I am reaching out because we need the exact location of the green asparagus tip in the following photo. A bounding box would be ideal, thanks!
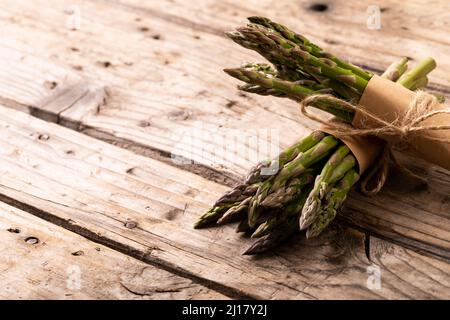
[193,219,206,229]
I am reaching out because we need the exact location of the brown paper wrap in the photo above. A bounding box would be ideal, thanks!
[355,75,450,171]
[320,121,384,174]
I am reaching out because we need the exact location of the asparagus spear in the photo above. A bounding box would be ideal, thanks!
[299,145,351,230]
[410,76,428,91]
[236,24,370,93]
[224,67,316,100]
[225,67,354,121]
[252,185,311,238]
[217,197,251,225]
[243,216,298,255]
[214,183,258,206]
[194,205,233,229]
[247,16,373,81]
[226,28,361,100]
[397,57,436,88]
[227,20,437,123]
[226,57,429,124]
[248,135,339,227]
[246,130,326,184]
[306,169,359,238]
[381,57,408,81]
[271,135,339,191]
[260,169,315,208]
[194,184,257,229]
[194,131,326,228]
[328,154,357,183]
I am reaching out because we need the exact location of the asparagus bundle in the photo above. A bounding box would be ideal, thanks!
[194,17,437,254]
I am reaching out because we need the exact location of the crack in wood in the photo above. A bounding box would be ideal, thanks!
[79,126,241,187]
[339,218,450,264]
[364,233,371,261]
[119,282,189,296]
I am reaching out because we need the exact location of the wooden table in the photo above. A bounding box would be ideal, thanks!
[0,0,449,299]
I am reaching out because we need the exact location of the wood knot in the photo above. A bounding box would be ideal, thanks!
[124,221,138,229]
[25,236,39,245]
[38,133,50,141]
[309,3,329,12]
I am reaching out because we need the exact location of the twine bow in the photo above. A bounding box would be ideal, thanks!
[299,90,450,195]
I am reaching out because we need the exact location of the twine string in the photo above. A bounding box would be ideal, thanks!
[299,90,450,195]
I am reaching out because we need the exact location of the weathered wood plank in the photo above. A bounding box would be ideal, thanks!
[0,201,227,299]
[0,105,448,299]
[131,0,450,89]
[0,0,449,259]
[368,236,450,298]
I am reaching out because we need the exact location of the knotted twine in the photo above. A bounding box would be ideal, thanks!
[298,90,450,195]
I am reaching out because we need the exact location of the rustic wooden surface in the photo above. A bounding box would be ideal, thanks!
[0,201,226,299]
[0,0,449,299]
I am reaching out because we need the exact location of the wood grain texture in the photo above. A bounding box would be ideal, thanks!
[0,201,226,300]
[0,0,449,259]
[369,236,450,298]
[0,104,448,299]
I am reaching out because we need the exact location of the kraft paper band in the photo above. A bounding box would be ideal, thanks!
[355,75,450,171]
[320,120,384,174]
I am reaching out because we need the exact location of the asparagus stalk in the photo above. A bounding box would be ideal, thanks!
[397,57,436,88]
[381,57,408,81]
[217,197,251,225]
[271,135,339,191]
[248,135,339,227]
[243,216,298,255]
[306,170,359,238]
[252,185,311,238]
[410,76,429,91]
[194,205,233,229]
[224,67,316,100]
[227,27,359,99]
[194,131,326,228]
[226,57,430,124]
[246,130,326,184]
[260,169,316,208]
[328,154,357,183]
[236,218,252,233]
[247,16,373,81]
[236,24,370,93]
[196,131,327,228]
[226,20,437,123]
[299,145,351,230]
[225,67,354,121]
